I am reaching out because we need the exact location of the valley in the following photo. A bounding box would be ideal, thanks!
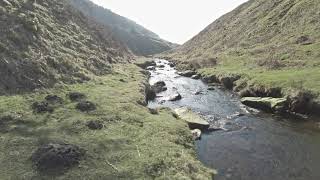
[0,0,319,179]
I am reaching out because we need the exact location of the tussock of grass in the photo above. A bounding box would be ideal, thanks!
[0,64,213,179]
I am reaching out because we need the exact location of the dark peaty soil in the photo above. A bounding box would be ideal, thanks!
[31,143,85,173]
[76,101,96,112]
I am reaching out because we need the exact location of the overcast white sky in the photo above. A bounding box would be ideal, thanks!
[90,0,248,44]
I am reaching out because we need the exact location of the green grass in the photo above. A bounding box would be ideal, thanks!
[0,64,213,180]
[0,0,132,94]
[198,55,320,98]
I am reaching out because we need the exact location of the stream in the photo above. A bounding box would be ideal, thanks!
[148,59,320,180]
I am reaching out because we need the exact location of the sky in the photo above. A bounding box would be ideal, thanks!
[90,0,248,44]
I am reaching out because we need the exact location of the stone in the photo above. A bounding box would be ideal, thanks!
[146,66,156,71]
[151,81,167,93]
[168,93,182,101]
[174,107,210,130]
[76,101,96,112]
[31,143,85,173]
[241,97,287,113]
[157,64,165,68]
[168,62,175,67]
[135,60,156,69]
[191,74,201,79]
[148,108,159,115]
[68,92,86,102]
[227,112,245,119]
[191,129,202,140]
[194,90,204,95]
[207,86,215,91]
[178,70,196,77]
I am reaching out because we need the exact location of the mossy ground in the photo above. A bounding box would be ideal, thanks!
[0,64,213,180]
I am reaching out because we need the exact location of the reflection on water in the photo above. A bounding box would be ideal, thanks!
[148,59,320,180]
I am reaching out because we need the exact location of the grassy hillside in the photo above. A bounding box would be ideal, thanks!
[0,0,132,95]
[164,0,320,112]
[0,64,213,179]
[68,0,178,56]
[0,1,213,178]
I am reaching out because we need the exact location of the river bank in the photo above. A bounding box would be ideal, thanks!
[147,58,320,180]
[156,56,320,117]
[0,63,213,179]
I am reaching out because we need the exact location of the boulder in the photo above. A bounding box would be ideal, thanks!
[168,62,175,67]
[191,74,201,79]
[178,70,196,77]
[135,60,156,69]
[191,129,202,140]
[157,64,165,68]
[207,86,215,91]
[151,81,167,93]
[194,90,204,95]
[148,108,159,115]
[168,93,182,101]
[241,97,287,113]
[174,107,210,130]
[146,66,156,71]
[31,143,85,173]
[227,112,245,119]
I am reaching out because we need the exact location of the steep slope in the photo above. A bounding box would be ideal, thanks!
[0,0,132,95]
[68,0,177,56]
[168,0,320,66]
[165,0,320,114]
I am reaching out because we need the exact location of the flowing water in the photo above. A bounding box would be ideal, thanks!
[148,59,320,180]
